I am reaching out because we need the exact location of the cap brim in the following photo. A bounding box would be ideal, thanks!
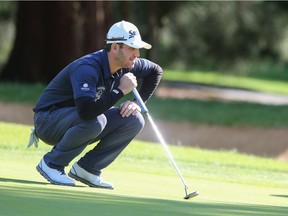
[124,40,152,49]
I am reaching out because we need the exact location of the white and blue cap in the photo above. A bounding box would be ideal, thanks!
[106,20,152,49]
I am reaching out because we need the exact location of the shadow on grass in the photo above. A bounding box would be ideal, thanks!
[0,181,287,216]
[0,177,48,185]
[0,177,86,187]
[271,194,288,199]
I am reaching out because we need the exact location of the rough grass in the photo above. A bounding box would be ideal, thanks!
[2,80,288,127]
[147,96,288,127]
[163,70,288,95]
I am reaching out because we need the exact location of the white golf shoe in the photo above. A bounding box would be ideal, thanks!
[68,162,114,189]
[36,158,75,186]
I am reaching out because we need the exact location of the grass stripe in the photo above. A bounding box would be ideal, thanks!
[0,121,288,215]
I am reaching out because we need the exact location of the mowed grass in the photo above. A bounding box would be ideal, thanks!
[0,122,287,216]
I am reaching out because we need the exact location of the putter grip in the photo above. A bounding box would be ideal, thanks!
[132,88,149,113]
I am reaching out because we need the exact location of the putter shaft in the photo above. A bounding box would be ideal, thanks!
[132,88,198,199]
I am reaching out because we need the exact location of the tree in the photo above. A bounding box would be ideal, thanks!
[158,1,288,71]
[0,1,112,83]
[129,1,182,60]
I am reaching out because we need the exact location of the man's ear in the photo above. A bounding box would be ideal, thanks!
[112,43,118,51]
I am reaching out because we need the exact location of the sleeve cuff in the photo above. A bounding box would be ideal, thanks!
[112,87,124,98]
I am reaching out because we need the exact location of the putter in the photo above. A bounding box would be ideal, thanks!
[132,88,199,200]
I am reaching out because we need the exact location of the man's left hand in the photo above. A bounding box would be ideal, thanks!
[119,101,141,117]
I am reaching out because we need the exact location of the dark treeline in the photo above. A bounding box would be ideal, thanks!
[1,1,288,83]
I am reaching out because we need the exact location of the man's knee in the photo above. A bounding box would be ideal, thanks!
[97,114,107,131]
[129,112,145,134]
[81,114,107,138]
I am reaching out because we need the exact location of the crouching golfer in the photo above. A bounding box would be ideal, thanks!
[28,20,163,189]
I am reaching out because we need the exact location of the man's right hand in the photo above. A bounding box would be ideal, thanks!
[118,72,138,95]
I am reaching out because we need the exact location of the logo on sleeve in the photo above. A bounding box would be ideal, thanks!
[81,83,90,91]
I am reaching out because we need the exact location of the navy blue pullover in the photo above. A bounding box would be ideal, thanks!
[33,49,163,120]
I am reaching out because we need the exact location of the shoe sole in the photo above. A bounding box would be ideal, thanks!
[68,171,113,190]
[36,165,75,186]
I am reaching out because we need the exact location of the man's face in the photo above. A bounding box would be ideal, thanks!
[115,44,140,68]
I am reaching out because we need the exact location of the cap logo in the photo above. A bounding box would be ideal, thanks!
[108,36,126,41]
[129,30,137,39]
[106,21,151,49]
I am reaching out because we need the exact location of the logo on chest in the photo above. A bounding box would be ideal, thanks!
[96,86,106,99]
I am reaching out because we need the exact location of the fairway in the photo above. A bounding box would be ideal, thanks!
[0,122,287,216]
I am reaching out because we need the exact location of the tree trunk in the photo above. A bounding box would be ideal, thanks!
[0,1,112,83]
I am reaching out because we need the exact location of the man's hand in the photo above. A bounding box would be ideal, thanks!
[118,73,137,95]
[119,101,141,117]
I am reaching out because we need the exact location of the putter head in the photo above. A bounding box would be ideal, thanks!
[184,191,199,199]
